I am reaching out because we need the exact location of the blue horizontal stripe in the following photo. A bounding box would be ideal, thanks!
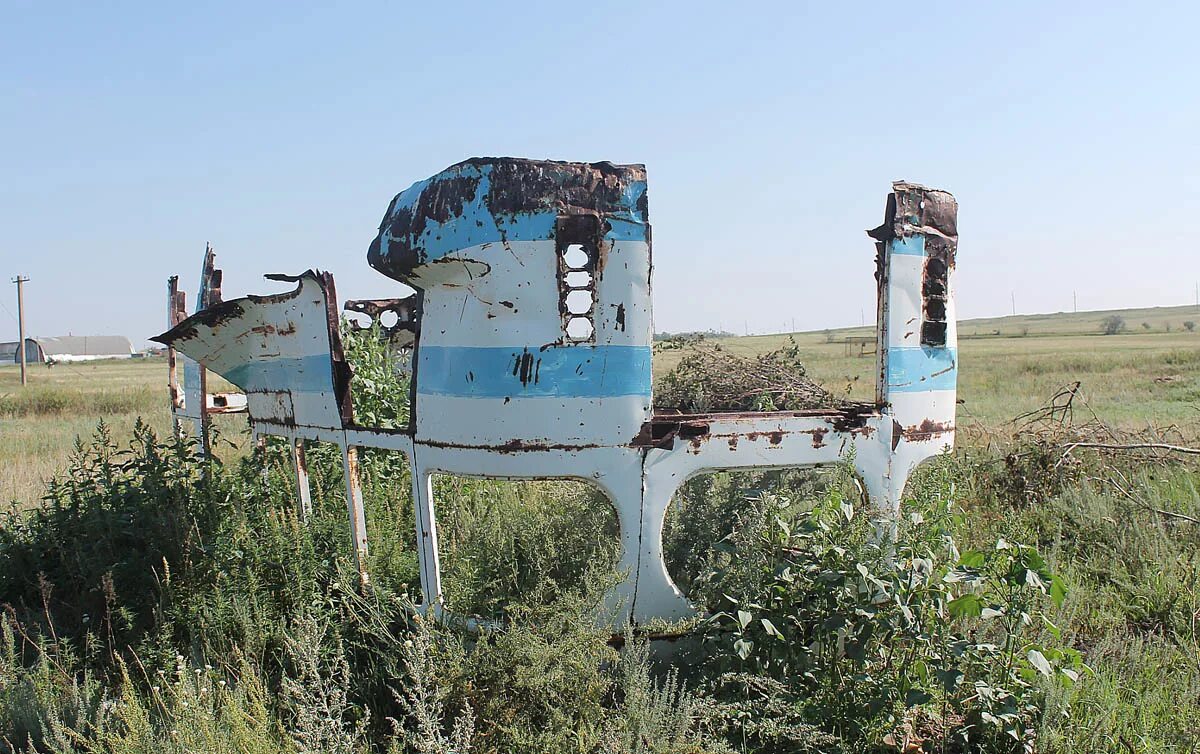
[890,235,925,256]
[887,346,957,392]
[223,354,334,393]
[417,345,652,398]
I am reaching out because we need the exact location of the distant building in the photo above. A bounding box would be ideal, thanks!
[3,340,41,364]
[13,336,135,364]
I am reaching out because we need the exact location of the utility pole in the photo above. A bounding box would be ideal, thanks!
[12,276,29,386]
[1011,291,1016,316]
[1073,290,1077,314]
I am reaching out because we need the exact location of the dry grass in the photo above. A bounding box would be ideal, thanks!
[0,358,246,506]
[3,310,1199,507]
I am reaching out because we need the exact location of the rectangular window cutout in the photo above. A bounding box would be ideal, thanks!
[921,242,951,347]
[556,215,600,344]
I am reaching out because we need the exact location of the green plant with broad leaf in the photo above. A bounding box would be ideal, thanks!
[704,462,1083,751]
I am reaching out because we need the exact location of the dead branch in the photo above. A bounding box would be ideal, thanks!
[1107,467,1200,525]
[1061,442,1200,457]
[654,337,844,413]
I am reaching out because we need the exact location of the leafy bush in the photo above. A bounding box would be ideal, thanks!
[663,468,848,606]
[700,464,1078,751]
[601,631,722,754]
[1100,315,1126,336]
[342,319,410,429]
[432,476,620,619]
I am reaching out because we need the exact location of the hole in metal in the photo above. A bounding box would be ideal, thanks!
[565,289,593,315]
[432,475,619,621]
[564,270,592,289]
[563,244,589,270]
[566,317,594,340]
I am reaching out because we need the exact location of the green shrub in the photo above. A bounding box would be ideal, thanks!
[4,322,1195,753]
[699,463,1078,751]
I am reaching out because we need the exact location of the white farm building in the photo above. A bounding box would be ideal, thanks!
[12,336,135,364]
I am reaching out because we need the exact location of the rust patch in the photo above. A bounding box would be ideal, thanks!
[344,296,419,325]
[556,214,601,343]
[630,417,713,450]
[902,418,954,441]
[868,182,958,349]
[828,403,879,432]
[153,272,326,347]
[417,437,598,453]
[868,181,958,249]
[166,275,185,409]
[369,158,646,281]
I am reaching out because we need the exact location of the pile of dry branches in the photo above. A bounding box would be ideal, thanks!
[653,336,844,413]
[971,381,1200,523]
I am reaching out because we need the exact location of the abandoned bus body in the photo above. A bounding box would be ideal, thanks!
[153,158,958,626]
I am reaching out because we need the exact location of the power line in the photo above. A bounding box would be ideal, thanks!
[0,296,17,324]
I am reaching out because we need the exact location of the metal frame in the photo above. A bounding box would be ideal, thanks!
[154,159,958,627]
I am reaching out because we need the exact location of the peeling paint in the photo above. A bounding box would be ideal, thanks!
[157,162,958,628]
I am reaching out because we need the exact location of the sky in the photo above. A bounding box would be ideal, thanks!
[1,1,1197,345]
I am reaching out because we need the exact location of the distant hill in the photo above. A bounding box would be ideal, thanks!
[782,304,1200,343]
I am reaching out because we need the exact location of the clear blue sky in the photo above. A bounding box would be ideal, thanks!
[2,1,1197,345]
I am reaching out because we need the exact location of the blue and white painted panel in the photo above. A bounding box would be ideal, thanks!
[153,274,345,428]
[886,346,957,393]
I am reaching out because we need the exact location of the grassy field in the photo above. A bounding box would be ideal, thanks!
[0,358,245,506]
[3,308,1199,504]
[0,309,1198,753]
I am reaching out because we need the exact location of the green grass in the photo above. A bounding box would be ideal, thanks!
[0,359,245,506]
[0,308,1198,753]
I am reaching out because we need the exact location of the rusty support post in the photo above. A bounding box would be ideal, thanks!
[196,361,211,457]
[291,438,313,522]
[193,245,222,457]
[166,277,184,439]
[341,445,370,585]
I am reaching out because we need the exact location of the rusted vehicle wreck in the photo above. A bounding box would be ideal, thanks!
[154,157,959,626]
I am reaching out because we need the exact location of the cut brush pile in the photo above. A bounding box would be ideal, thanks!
[654,336,845,413]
